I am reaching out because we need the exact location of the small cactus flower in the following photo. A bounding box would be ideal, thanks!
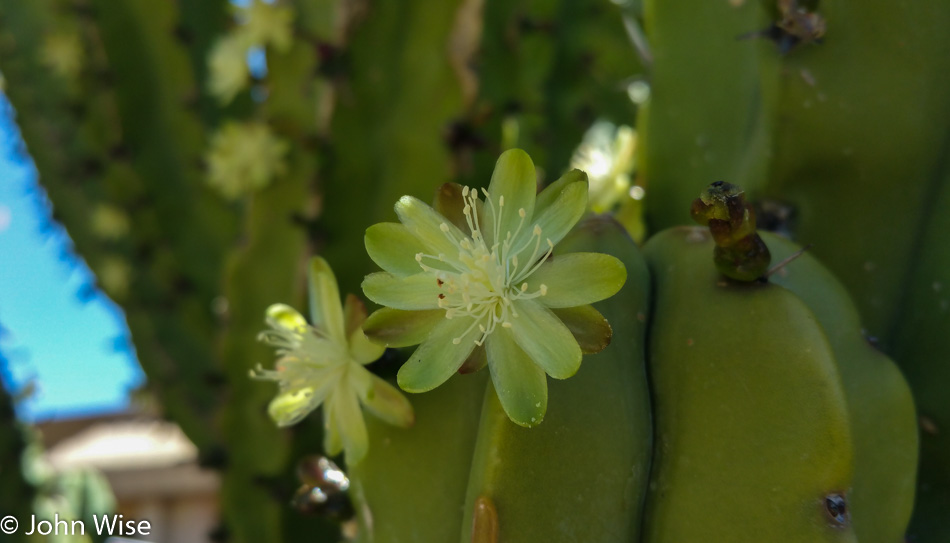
[236,0,295,54]
[205,121,288,200]
[253,257,414,465]
[208,33,252,104]
[570,121,637,214]
[362,149,627,427]
[40,32,84,81]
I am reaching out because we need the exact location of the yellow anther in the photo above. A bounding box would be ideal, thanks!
[518,208,526,218]
[533,225,542,236]
[521,283,528,291]
[540,284,548,295]
[502,322,513,328]
[415,253,423,262]
[440,223,450,233]
[499,195,505,207]
[453,338,462,345]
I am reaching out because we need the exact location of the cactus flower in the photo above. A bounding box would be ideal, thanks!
[40,32,83,81]
[205,121,288,200]
[570,121,637,214]
[253,257,414,465]
[236,0,295,54]
[362,149,627,427]
[207,33,252,105]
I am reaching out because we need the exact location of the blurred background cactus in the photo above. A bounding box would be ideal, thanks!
[0,0,946,541]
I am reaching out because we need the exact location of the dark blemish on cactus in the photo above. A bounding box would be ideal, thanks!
[444,120,486,152]
[198,445,229,470]
[920,416,939,436]
[471,496,499,543]
[81,157,104,177]
[824,493,849,526]
[737,0,826,54]
[292,456,354,520]
[109,143,131,161]
[173,25,194,46]
[754,198,797,238]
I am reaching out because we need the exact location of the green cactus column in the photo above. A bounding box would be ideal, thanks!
[640,0,950,342]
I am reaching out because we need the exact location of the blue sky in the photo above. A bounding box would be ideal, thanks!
[0,96,143,422]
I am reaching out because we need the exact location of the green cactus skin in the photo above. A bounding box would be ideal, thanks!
[765,232,918,543]
[641,226,856,543]
[891,168,950,543]
[319,0,469,298]
[641,0,950,343]
[458,216,652,542]
[350,372,489,543]
[638,0,775,228]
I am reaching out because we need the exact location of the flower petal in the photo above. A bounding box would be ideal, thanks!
[485,327,547,427]
[394,196,467,267]
[518,179,588,250]
[365,222,430,277]
[342,296,383,363]
[535,169,587,216]
[551,305,612,354]
[458,345,487,374]
[308,256,346,341]
[362,272,442,310]
[526,252,627,308]
[331,389,369,464]
[268,387,319,427]
[397,316,479,393]
[349,328,386,364]
[362,308,445,347]
[323,398,343,456]
[484,149,537,240]
[265,303,307,332]
[268,373,336,427]
[343,294,368,337]
[352,365,415,428]
[509,300,582,379]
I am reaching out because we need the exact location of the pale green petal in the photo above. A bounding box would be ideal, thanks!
[268,379,334,427]
[394,196,466,266]
[343,294,368,337]
[535,169,587,216]
[342,295,386,363]
[362,272,442,310]
[365,222,431,277]
[265,303,307,332]
[551,305,612,354]
[362,308,444,347]
[526,252,626,308]
[510,300,581,379]
[485,149,537,240]
[352,365,414,428]
[397,316,479,393]
[349,327,386,364]
[485,327,548,427]
[308,257,346,341]
[333,389,369,464]
[517,180,588,250]
[323,398,343,456]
